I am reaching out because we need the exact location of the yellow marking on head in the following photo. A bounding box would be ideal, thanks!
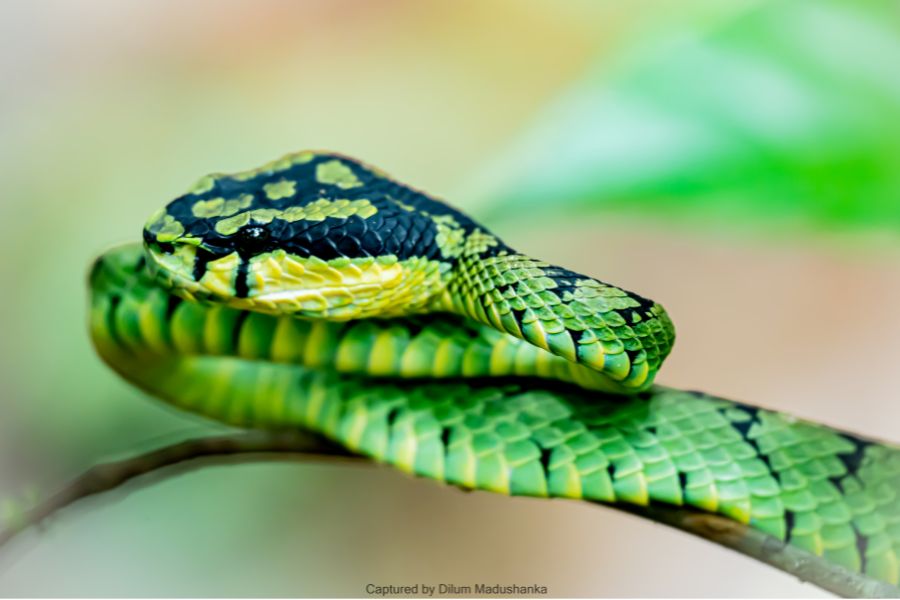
[201,252,451,320]
[390,197,417,212]
[198,253,242,296]
[146,243,197,288]
[464,229,499,255]
[214,200,376,234]
[433,214,465,259]
[146,211,185,242]
[232,151,315,182]
[215,209,280,234]
[189,175,216,194]
[263,179,296,200]
[192,194,253,218]
[145,208,166,228]
[316,159,362,189]
[281,198,376,221]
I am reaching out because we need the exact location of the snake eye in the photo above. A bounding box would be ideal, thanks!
[237,225,271,252]
[241,226,268,240]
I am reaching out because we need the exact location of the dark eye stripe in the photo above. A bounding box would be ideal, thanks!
[234,258,250,298]
[192,248,218,282]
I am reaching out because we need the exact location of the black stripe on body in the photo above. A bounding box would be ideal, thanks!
[837,435,872,478]
[727,405,774,472]
[439,426,452,450]
[538,446,553,473]
[165,295,182,322]
[784,510,797,543]
[231,311,251,352]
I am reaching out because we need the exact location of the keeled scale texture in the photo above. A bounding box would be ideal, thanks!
[90,246,900,584]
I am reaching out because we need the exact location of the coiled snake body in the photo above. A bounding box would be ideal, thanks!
[90,151,900,587]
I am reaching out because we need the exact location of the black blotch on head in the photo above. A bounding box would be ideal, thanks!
[192,247,218,281]
[142,227,157,247]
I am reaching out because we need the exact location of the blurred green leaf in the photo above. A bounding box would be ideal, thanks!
[471,0,900,238]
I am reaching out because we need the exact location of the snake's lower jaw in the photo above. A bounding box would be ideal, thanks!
[143,240,450,320]
[143,241,204,297]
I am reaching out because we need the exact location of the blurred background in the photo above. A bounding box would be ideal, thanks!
[1,0,900,596]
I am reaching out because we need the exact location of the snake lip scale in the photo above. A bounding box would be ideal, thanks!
[89,150,900,588]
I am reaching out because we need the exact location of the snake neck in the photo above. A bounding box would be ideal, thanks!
[434,243,676,395]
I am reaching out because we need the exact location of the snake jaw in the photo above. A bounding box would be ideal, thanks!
[142,239,210,302]
[143,232,452,320]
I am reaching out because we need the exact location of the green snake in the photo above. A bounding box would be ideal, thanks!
[89,151,900,587]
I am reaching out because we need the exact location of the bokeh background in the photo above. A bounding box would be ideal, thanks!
[2,0,900,596]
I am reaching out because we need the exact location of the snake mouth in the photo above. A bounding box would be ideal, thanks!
[142,239,214,303]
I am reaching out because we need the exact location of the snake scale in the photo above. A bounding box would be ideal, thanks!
[89,151,900,587]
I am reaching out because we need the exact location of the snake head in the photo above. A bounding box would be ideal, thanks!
[142,151,472,318]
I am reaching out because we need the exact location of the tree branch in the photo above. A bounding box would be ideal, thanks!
[0,430,356,548]
[1,430,897,598]
[616,504,900,598]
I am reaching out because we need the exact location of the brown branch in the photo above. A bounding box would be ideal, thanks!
[1,430,897,598]
[616,504,900,599]
[0,430,357,548]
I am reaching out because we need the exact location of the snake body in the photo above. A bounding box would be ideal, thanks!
[90,152,900,586]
